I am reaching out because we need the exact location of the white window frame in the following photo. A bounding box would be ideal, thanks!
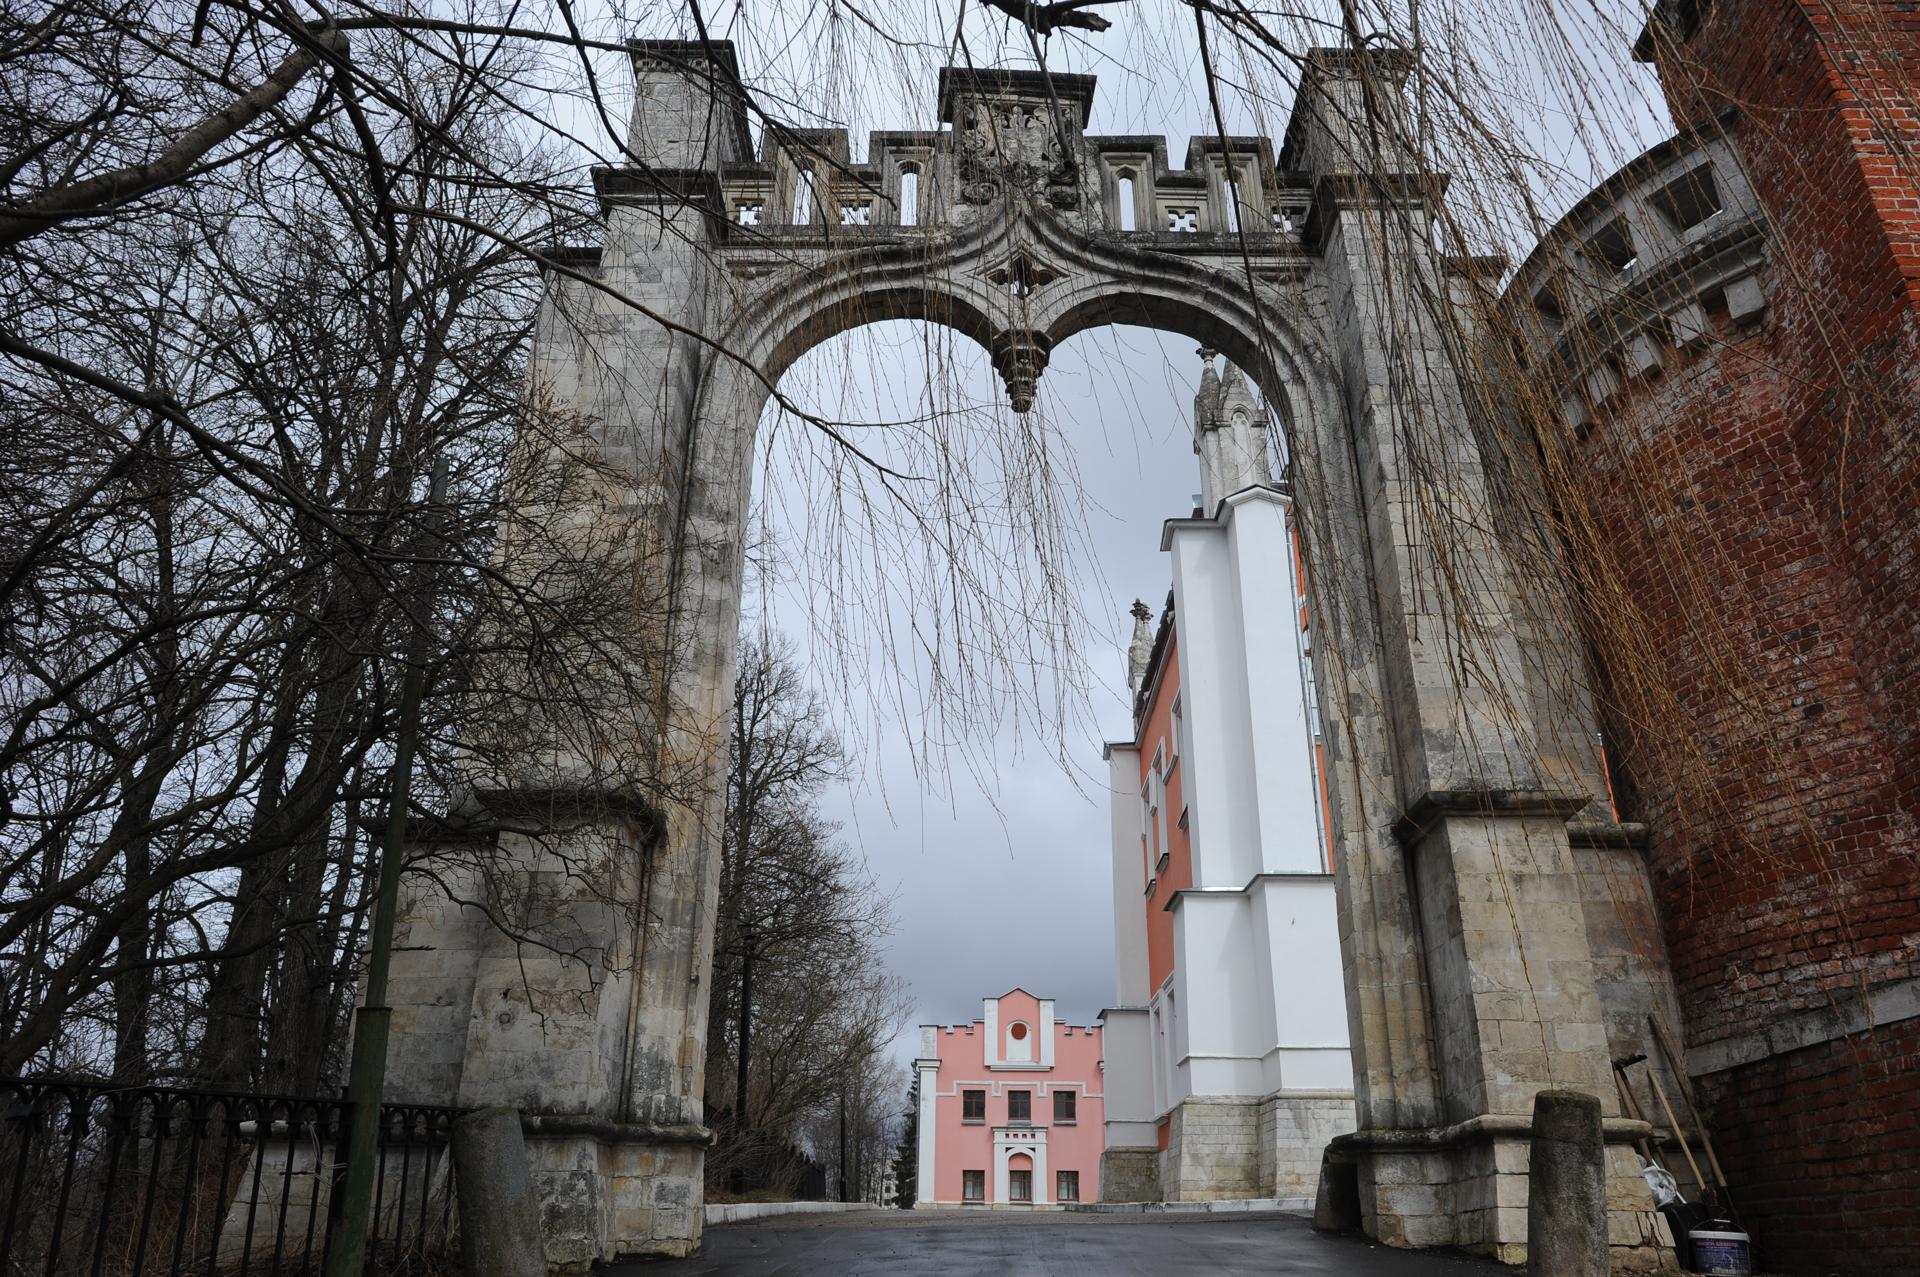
[1151,742,1170,873]
[1150,1004,1168,1114]
[1140,778,1157,886]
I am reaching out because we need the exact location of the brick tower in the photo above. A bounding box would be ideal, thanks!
[1564,3,1920,1270]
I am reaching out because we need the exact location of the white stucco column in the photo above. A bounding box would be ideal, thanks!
[915,1030,939,1205]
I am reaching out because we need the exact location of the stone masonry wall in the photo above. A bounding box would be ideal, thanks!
[1257,1092,1355,1203]
[1160,1092,1355,1203]
[1160,1099,1263,1200]
[1099,1148,1160,1203]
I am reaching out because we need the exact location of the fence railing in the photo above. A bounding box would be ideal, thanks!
[0,1078,464,1277]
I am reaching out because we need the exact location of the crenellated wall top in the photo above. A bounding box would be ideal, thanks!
[1501,113,1769,431]
[606,41,1319,245]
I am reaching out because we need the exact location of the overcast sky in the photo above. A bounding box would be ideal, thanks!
[628,0,1681,1071]
[749,325,1204,1047]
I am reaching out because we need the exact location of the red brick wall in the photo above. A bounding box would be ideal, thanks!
[1571,3,1920,1271]
[1697,1016,1920,1274]
[1651,0,1920,805]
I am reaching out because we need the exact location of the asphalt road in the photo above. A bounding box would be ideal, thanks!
[607,1210,1507,1275]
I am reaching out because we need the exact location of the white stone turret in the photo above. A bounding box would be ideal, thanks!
[1192,349,1270,516]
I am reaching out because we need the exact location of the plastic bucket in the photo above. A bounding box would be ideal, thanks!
[1689,1225,1752,1276]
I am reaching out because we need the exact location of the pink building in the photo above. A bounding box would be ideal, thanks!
[912,989,1105,1207]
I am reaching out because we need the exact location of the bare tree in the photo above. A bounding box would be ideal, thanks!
[702,636,908,1195]
[0,9,693,1086]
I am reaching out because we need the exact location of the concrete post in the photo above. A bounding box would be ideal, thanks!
[451,1108,547,1277]
[1527,1091,1609,1277]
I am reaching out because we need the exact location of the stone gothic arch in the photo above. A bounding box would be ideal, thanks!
[380,41,1678,1269]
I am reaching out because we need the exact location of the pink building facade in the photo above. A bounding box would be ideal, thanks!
[912,989,1105,1207]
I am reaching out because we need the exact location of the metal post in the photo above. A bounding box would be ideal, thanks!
[838,1095,848,1203]
[325,460,448,1277]
[729,941,753,1195]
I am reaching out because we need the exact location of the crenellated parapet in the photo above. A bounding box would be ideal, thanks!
[1503,116,1768,431]
[597,48,1309,247]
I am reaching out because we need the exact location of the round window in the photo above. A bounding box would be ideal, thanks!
[1010,1022,1028,1041]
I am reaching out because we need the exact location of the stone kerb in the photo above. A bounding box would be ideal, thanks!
[705,1201,887,1225]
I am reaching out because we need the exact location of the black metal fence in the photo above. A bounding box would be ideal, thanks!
[0,1078,464,1277]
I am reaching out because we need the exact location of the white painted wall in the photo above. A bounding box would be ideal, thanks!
[1102,459,1354,1199]
[915,1036,939,1205]
[1166,521,1261,889]
[1116,484,1351,1133]
[1171,892,1272,1099]
[1252,877,1351,1091]
[1105,743,1151,1004]
[1219,492,1324,876]
[1098,1008,1157,1148]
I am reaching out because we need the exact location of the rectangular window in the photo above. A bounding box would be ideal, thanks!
[1008,1169,1032,1202]
[1057,1170,1080,1202]
[1007,1090,1031,1123]
[1140,781,1155,879]
[963,1169,985,1201]
[1169,695,1182,768]
[962,1089,985,1123]
[1053,1090,1077,1123]
[1151,744,1169,870]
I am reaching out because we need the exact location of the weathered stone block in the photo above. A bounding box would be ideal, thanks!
[452,1107,547,1277]
[1526,1090,1607,1277]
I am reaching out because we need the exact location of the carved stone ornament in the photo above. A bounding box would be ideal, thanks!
[982,248,1068,297]
[989,329,1054,413]
[958,100,1080,208]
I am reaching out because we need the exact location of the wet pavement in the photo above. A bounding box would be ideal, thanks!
[607,1210,1507,1275]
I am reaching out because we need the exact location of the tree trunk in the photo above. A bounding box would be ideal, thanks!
[110,444,181,1082]
[263,821,333,1094]
[735,946,753,1126]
